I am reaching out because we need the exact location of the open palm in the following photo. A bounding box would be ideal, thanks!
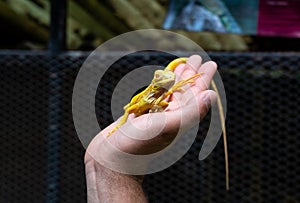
[86,55,217,159]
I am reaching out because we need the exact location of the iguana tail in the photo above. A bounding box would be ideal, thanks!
[165,57,188,71]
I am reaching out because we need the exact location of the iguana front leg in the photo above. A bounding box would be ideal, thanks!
[149,101,168,113]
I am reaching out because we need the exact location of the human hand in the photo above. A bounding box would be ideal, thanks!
[85,55,217,202]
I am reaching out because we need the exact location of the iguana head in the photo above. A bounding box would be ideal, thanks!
[151,70,176,90]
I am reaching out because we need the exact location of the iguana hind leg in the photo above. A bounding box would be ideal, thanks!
[149,100,169,113]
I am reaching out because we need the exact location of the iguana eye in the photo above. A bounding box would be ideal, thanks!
[154,72,162,79]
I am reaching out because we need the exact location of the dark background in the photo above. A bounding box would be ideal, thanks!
[1,0,300,203]
[1,51,300,203]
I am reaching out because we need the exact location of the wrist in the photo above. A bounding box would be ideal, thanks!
[95,162,144,184]
[85,155,147,203]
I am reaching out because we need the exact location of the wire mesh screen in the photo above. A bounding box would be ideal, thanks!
[0,51,299,203]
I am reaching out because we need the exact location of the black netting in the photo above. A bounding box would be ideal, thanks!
[0,51,300,203]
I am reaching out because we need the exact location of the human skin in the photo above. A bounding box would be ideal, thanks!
[85,55,217,203]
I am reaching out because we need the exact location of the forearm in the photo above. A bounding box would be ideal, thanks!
[85,158,147,203]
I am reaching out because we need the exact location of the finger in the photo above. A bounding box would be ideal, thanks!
[178,55,202,80]
[173,63,185,79]
[195,61,218,90]
[173,55,203,99]
[180,61,217,104]
[167,90,217,132]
